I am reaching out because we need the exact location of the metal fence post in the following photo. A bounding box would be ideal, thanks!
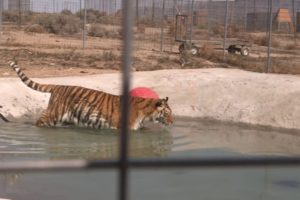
[152,0,155,25]
[0,0,2,32]
[253,0,257,32]
[82,0,87,50]
[160,0,165,52]
[244,0,248,31]
[266,0,273,73]
[79,0,82,19]
[189,0,194,43]
[173,0,177,16]
[207,0,212,34]
[120,0,134,199]
[223,0,229,59]
[18,0,21,28]
[292,0,297,43]
[136,0,139,26]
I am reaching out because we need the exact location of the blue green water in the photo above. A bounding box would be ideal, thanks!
[0,117,300,200]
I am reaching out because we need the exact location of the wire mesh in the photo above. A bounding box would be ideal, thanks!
[0,1,300,199]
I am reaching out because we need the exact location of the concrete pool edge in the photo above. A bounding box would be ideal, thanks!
[1,68,300,130]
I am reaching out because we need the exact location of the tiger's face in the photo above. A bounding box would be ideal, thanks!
[152,97,174,126]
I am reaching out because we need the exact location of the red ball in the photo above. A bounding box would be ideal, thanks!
[130,87,159,99]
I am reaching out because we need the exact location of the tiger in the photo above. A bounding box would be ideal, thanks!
[0,105,9,122]
[9,62,173,130]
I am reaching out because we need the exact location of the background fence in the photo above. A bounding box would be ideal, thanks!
[1,1,300,200]
[0,0,299,73]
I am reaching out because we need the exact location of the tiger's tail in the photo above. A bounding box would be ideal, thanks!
[10,62,54,93]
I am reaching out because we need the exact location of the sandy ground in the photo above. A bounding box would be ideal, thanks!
[1,68,300,130]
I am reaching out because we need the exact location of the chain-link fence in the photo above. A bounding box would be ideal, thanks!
[0,0,299,73]
[1,2,300,200]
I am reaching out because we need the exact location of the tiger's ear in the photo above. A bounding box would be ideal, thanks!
[155,100,163,108]
[155,98,168,108]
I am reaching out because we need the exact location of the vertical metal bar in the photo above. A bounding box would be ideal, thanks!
[173,0,176,16]
[292,0,297,43]
[114,0,117,25]
[266,0,273,73]
[152,0,155,24]
[207,0,211,34]
[160,0,165,52]
[253,0,256,32]
[82,0,87,49]
[136,0,139,26]
[189,0,194,43]
[119,0,134,199]
[79,0,82,18]
[223,0,229,58]
[18,0,21,27]
[0,0,2,32]
[244,0,247,31]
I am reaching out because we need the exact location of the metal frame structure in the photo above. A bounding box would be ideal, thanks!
[1,1,300,200]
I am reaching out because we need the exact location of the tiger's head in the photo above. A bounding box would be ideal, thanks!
[151,97,174,126]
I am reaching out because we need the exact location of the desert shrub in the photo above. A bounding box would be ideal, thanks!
[76,9,106,23]
[272,57,300,74]
[88,24,120,38]
[211,25,242,38]
[168,23,175,35]
[285,43,298,50]
[227,25,242,38]
[250,35,280,47]
[138,17,159,27]
[2,11,19,23]
[226,55,266,72]
[158,54,171,63]
[137,24,146,34]
[101,51,118,61]
[212,25,223,36]
[88,24,106,37]
[2,10,34,24]
[98,15,116,25]
[199,44,221,61]
[61,9,73,15]
[35,13,81,35]
[24,24,45,33]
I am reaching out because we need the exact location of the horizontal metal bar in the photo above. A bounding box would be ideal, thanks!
[0,160,119,173]
[0,157,300,173]
[128,157,300,168]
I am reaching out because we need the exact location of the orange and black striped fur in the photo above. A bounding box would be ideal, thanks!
[10,62,173,130]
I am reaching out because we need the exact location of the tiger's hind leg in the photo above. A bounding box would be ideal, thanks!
[36,110,56,127]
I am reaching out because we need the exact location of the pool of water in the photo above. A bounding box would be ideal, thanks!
[1,117,300,160]
[0,117,300,200]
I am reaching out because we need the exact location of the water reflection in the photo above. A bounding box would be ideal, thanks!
[0,123,173,161]
[172,117,300,156]
[43,125,173,160]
